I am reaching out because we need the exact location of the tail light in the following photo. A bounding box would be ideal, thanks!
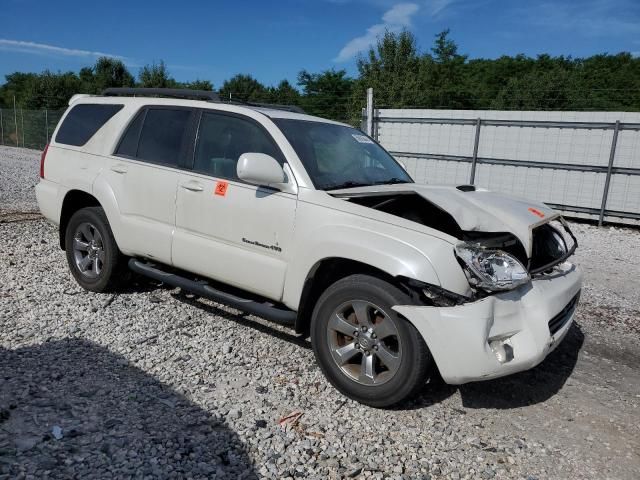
[40,143,49,179]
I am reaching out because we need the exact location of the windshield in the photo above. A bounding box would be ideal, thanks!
[274,119,413,191]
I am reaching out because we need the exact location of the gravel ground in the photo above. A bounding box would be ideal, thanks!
[1,145,639,479]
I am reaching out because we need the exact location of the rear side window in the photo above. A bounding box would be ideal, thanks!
[55,104,123,146]
[116,108,191,166]
[193,112,283,180]
[116,109,145,157]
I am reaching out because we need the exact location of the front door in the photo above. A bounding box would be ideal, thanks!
[172,110,297,300]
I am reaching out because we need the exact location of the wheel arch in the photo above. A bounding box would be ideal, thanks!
[294,257,422,335]
[59,190,101,249]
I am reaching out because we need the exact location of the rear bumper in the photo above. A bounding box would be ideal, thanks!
[393,262,583,384]
[35,179,62,225]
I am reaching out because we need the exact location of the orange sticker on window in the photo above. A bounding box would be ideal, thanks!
[214,181,228,196]
[528,207,545,218]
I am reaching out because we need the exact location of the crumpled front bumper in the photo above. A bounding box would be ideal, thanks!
[393,262,583,385]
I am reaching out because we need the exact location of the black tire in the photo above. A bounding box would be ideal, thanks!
[64,206,124,292]
[311,274,431,408]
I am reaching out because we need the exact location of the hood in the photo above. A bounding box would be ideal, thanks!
[330,183,559,256]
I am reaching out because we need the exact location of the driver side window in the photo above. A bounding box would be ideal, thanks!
[193,111,283,181]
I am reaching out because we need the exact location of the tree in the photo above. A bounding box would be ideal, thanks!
[76,57,135,94]
[266,80,301,105]
[298,69,353,121]
[432,29,460,64]
[183,80,214,91]
[218,74,267,102]
[93,57,135,92]
[350,30,422,121]
[137,61,175,88]
[2,31,640,115]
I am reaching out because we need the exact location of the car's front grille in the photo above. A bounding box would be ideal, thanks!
[548,291,581,335]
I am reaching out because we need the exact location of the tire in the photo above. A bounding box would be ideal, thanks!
[64,206,124,293]
[311,274,431,408]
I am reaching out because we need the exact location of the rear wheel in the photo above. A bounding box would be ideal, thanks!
[65,207,123,292]
[311,274,431,407]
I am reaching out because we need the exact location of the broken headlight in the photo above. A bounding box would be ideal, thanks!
[455,242,530,292]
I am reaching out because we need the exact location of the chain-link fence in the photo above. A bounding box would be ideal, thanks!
[0,108,66,150]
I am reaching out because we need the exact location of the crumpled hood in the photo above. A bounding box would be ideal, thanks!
[330,184,559,256]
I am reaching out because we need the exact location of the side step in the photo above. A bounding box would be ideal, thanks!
[128,259,297,326]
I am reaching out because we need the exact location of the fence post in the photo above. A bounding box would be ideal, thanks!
[469,117,482,184]
[365,87,374,138]
[0,108,4,145]
[20,108,25,148]
[598,120,620,226]
[45,109,49,144]
[13,96,18,147]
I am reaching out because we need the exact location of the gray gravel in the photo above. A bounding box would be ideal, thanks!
[0,146,41,213]
[1,145,639,479]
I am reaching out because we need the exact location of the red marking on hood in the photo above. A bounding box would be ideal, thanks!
[528,207,545,218]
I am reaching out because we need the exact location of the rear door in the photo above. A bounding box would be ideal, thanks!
[172,110,297,300]
[105,106,196,264]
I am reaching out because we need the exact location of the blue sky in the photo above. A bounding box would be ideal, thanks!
[0,0,638,88]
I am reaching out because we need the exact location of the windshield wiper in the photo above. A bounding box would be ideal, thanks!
[324,181,372,191]
[371,177,412,186]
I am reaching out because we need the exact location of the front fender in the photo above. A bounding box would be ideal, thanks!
[283,223,450,310]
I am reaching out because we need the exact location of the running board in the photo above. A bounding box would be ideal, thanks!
[128,259,297,325]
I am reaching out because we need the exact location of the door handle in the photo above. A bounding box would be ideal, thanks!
[111,164,128,174]
[180,181,204,192]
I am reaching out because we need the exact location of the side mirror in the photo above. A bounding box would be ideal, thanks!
[237,153,286,186]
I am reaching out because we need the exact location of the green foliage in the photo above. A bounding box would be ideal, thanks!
[83,57,135,93]
[218,74,267,102]
[297,69,353,120]
[1,30,639,125]
[352,29,640,114]
[137,61,174,88]
[183,79,214,91]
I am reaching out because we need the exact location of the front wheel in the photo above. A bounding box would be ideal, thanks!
[311,274,431,407]
[65,206,123,292]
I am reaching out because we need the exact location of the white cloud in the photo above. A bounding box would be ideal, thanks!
[0,39,126,60]
[335,3,420,62]
[426,0,456,17]
[382,2,420,24]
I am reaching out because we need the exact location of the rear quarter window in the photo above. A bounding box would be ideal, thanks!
[55,104,124,146]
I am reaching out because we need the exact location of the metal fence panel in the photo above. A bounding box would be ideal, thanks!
[370,108,640,225]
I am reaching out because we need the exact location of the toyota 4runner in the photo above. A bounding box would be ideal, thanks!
[36,88,582,407]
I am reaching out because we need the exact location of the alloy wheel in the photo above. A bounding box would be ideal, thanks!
[326,300,402,386]
[72,222,105,279]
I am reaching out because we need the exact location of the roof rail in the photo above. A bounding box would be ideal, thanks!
[102,87,220,102]
[242,101,305,114]
[102,87,305,114]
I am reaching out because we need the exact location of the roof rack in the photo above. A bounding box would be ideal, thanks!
[102,87,220,102]
[102,87,305,114]
[241,101,305,114]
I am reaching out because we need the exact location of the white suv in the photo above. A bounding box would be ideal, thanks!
[36,88,582,407]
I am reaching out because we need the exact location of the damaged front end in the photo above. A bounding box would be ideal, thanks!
[331,186,584,385]
[454,217,578,298]
[334,186,578,301]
